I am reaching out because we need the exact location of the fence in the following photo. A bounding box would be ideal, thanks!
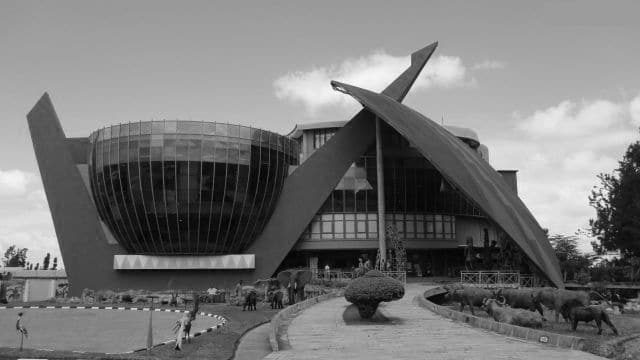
[312,269,406,284]
[460,271,521,288]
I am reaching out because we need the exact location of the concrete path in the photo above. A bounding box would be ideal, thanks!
[263,284,604,360]
[232,322,273,360]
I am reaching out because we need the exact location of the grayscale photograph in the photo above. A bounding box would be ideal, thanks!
[0,1,639,359]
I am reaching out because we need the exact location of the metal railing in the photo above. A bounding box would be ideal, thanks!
[460,270,521,288]
[312,269,407,284]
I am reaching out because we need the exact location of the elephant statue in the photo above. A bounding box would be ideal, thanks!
[276,269,313,305]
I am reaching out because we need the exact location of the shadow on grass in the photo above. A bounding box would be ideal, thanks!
[342,304,405,326]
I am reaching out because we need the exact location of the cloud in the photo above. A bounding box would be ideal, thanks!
[517,99,626,137]
[487,95,640,254]
[0,169,35,197]
[0,168,61,267]
[472,60,507,70]
[630,93,640,126]
[274,50,473,114]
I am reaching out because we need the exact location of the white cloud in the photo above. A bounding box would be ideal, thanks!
[274,50,473,114]
[0,169,35,197]
[630,93,640,126]
[517,99,625,137]
[0,168,60,267]
[472,60,507,70]
[487,95,640,254]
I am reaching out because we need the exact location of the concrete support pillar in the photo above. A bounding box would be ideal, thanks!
[376,117,387,263]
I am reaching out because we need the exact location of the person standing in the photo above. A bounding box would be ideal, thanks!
[16,312,27,351]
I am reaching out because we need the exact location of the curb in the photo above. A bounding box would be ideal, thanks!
[0,304,228,354]
[415,288,586,351]
[268,291,342,352]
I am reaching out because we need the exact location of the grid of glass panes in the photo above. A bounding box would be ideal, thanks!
[313,128,338,149]
[304,213,455,240]
[87,120,299,255]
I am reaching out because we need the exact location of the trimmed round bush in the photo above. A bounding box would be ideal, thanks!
[344,270,405,319]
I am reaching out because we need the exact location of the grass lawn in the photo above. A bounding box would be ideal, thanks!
[0,300,279,360]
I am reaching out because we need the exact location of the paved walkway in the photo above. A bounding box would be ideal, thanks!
[263,284,605,360]
[232,322,273,360]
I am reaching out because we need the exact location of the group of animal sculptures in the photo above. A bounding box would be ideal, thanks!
[245,268,313,311]
[443,284,618,335]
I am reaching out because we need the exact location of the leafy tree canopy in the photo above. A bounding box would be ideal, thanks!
[590,138,640,257]
[3,245,28,267]
[549,234,591,282]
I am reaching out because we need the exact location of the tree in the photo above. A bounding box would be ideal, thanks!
[590,138,640,256]
[34,263,39,270]
[43,253,50,270]
[549,234,592,282]
[3,246,28,267]
[52,257,58,270]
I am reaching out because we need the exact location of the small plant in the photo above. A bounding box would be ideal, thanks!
[344,270,404,319]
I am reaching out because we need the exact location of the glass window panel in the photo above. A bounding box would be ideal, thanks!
[129,122,140,135]
[395,221,404,233]
[239,143,250,165]
[357,221,366,233]
[165,120,177,133]
[140,122,151,135]
[345,233,355,239]
[444,221,451,235]
[239,126,250,139]
[334,213,344,220]
[103,127,111,140]
[152,121,164,134]
[345,191,355,212]
[345,214,354,220]
[334,221,344,234]
[250,128,261,142]
[426,221,434,234]
[119,124,129,136]
[214,138,228,162]
[228,124,239,138]
[406,220,414,234]
[175,135,189,161]
[163,134,176,161]
[356,233,367,239]
[203,122,216,135]
[321,233,333,239]
[227,142,239,163]
[345,220,355,233]
[202,137,215,162]
[216,123,228,136]
[435,220,443,235]
[119,141,128,162]
[188,138,202,161]
[321,214,332,221]
[416,221,424,233]
[311,221,321,234]
[112,125,120,139]
[322,221,332,233]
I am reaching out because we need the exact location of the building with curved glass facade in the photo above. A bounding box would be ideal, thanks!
[26,42,562,295]
[88,121,298,255]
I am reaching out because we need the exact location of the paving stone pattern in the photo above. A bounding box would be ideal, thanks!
[263,284,605,360]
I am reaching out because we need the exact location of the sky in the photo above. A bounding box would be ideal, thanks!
[1,1,639,267]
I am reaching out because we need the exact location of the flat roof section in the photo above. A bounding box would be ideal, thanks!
[287,120,481,147]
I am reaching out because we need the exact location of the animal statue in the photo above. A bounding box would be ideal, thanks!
[269,290,283,309]
[169,292,178,307]
[444,287,493,315]
[533,288,589,322]
[493,288,545,318]
[483,298,544,328]
[565,305,618,335]
[276,269,313,305]
[243,290,257,311]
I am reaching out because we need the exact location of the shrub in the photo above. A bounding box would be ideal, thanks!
[344,270,404,319]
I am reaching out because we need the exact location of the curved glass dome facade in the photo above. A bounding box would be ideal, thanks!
[88,121,299,255]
